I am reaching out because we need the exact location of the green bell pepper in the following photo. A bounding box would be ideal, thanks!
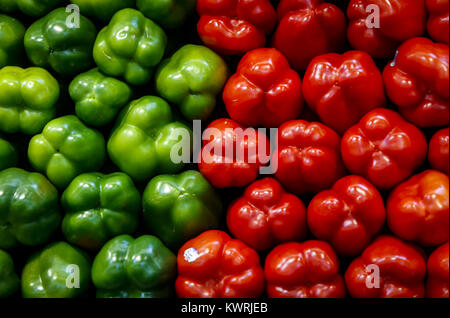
[62,172,141,250]
[0,136,17,171]
[22,242,91,298]
[69,69,132,127]
[0,14,25,68]
[28,115,106,189]
[137,0,196,29]
[0,0,15,12]
[0,0,64,17]
[0,249,19,298]
[70,0,135,22]
[143,170,222,249]
[92,235,176,298]
[108,96,192,182]
[93,8,167,86]
[24,8,97,76]
[0,168,61,249]
[0,66,59,135]
[156,44,229,120]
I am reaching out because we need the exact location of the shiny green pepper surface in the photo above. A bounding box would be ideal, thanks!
[93,8,167,86]
[107,96,192,182]
[0,136,17,171]
[70,0,135,22]
[24,8,97,75]
[28,115,106,189]
[0,0,64,17]
[137,0,196,29]
[143,170,222,249]
[92,235,176,298]
[0,14,25,68]
[22,242,91,298]
[0,168,61,249]
[156,44,229,120]
[62,172,140,250]
[69,69,132,127]
[0,249,19,298]
[0,66,59,135]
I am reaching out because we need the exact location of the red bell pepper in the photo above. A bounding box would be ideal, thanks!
[429,127,449,174]
[198,118,270,188]
[273,0,347,71]
[383,37,449,127]
[427,242,449,298]
[427,0,449,44]
[264,241,346,298]
[347,0,427,58]
[341,108,428,190]
[223,48,303,128]
[387,170,449,246]
[345,235,426,298]
[307,175,386,256]
[303,50,386,134]
[227,178,307,251]
[176,230,265,298]
[274,120,346,195]
[196,0,277,55]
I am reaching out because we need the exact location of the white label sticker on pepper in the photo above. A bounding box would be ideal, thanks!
[184,248,199,263]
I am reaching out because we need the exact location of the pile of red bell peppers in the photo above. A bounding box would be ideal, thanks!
[187,0,449,299]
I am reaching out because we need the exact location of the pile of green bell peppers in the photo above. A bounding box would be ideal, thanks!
[0,1,234,299]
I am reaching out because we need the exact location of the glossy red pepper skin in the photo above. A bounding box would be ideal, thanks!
[196,0,277,55]
[303,51,386,134]
[223,48,303,128]
[264,241,346,298]
[307,175,386,256]
[427,0,449,44]
[341,108,428,190]
[347,0,427,58]
[176,230,265,298]
[429,127,449,174]
[274,120,346,196]
[273,0,347,71]
[383,37,449,128]
[227,178,307,251]
[427,242,449,298]
[345,236,426,298]
[387,170,449,246]
[198,118,270,188]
